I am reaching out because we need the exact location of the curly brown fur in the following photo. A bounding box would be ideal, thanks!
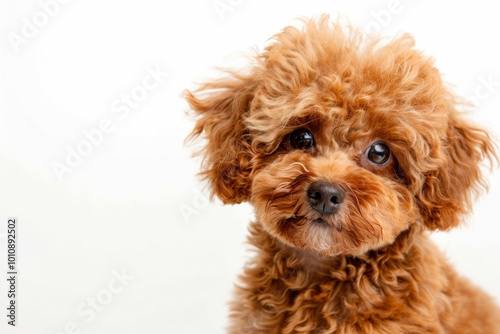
[186,16,500,333]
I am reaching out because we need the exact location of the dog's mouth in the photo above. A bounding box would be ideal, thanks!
[275,215,347,255]
[313,218,343,232]
[281,216,344,232]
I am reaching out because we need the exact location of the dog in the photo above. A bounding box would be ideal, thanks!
[186,16,500,333]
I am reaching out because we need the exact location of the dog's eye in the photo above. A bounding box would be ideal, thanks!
[366,142,391,165]
[289,129,314,150]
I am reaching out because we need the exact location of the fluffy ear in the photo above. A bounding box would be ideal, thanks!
[417,114,498,230]
[185,73,258,204]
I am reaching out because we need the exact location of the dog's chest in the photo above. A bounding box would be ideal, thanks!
[244,250,441,333]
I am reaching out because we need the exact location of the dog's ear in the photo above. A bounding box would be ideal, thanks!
[417,114,497,230]
[185,73,258,204]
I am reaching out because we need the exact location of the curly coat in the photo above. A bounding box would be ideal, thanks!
[186,16,500,333]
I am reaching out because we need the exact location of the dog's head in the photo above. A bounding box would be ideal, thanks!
[186,17,497,256]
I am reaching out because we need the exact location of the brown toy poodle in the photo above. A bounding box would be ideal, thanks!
[186,16,500,333]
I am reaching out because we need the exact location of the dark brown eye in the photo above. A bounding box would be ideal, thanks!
[289,129,314,150]
[366,142,391,165]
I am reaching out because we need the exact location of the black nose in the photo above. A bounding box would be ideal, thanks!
[307,181,345,215]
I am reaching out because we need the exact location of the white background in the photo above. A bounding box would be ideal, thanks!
[1,1,499,333]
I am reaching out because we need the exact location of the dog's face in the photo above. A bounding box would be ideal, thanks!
[187,18,496,257]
